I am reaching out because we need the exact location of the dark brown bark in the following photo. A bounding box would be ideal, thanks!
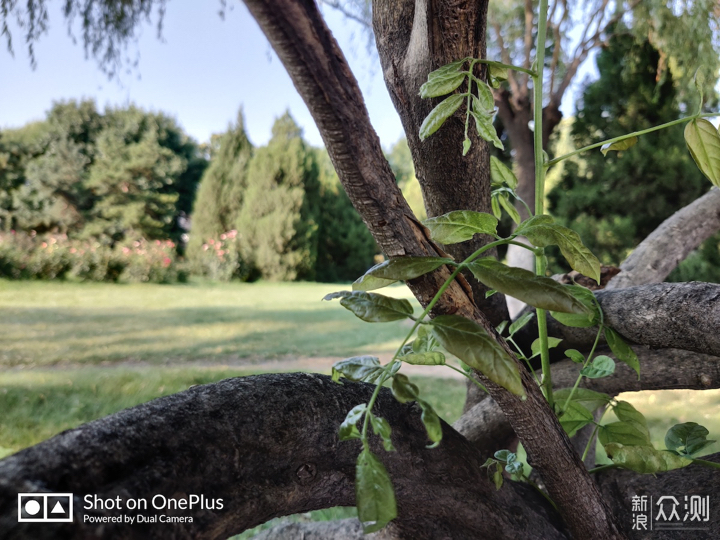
[0,373,566,540]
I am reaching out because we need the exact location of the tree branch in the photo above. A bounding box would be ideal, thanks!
[606,188,720,290]
[0,373,566,540]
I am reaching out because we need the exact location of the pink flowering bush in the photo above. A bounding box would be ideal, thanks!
[0,231,187,283]
[190,230,252,281]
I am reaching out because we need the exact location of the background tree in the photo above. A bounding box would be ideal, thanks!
[548,30,712,275]
[236,113,321,281]
[1,2,720,540]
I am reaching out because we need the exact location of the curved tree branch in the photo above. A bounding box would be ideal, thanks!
[0,373,565,540]
[606,188,720,290]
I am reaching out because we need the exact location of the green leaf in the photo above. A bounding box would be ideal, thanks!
[332,356,393,384]
[431,315,525,397]
[505,460,523,480]
[604,327,640,379]
[367,257,452,281]
[356,448,397,533]
[580,355,615,379]
[550,285,600,328]
[600,136,638,156]
[467,259,594,314]
[493,467,504,490]
[339,404,367,441]
[423,210,498,244]
[419,400,443,444]
[419,71,466,99]
[419,94,465,140]
[493,450,515,463]
[685,118,720,187]
[555,388,610,413]
[558,402,594,437]
[665,422,716,457]
[370,413,396,452]
[491,194,502,219]
[470,109,503,150]
[352,263,398,291]
[490,156,518,189]
[488,63,508,86]
[564,349,585,364]
[462,137,471,156]
[337,291,414,322]
[400,351,446,365]
[613,401,649,437]
[473,82,495,113]
[599,422,652,447]
[603,443,692,474]
[530,336,562,358]
[498,193,520,224]
[508,312,534,336]
[515,215,601,283]
[391,373,420,403]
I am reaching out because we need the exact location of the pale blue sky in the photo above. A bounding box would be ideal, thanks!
[0,1,590,149]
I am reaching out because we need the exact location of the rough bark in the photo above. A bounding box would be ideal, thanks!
[0,373,566,540]
[514,283,720,356]
[606,187,720,290]
[457,348,720,458]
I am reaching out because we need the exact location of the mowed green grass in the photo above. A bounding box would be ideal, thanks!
[0,279,420,367]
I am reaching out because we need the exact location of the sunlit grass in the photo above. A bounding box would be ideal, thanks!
[0,279,420,367]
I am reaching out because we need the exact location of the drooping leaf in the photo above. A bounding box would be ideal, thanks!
[332,356,388,384]
[366,257,452,282]
[563,349,585,364]
[580,355,615,379]
[599,421,652,447]
[352,263,398,291]
[391,373,420,403]
[515,215,601,283]
[356,448,397,533]
[604,327,640,379]
[431,315,525,397]
[420,94,465,140]
[419,400,443,445]
[370,413,396,452]
[490,156,519,189]
[323,290,351,301]
[684,118,720,187]
[530,336,562,358]
[337,291,414,322]
[508,312,534,336]
[550,285,600,328]
[339,404,367,441]
[488,63,509,85]
[665,422,716,457]
[423,210,498,244]
[419,69,466,99]
[462,137,472,156]
[467,259,593,314]
[470,109,503,150]
[400,351,446,365]
[613,401,649,437]
[473,82,495,113]
[554,387,610,413]
[558,402,594,437]
[491,194,502,219]
[600,136,638,156]
[498,193,521,224]
[603,443,692,474]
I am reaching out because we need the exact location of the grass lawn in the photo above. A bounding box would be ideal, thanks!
[0,279,421,367]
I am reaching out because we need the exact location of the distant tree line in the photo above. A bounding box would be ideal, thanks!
[0,101,380,282]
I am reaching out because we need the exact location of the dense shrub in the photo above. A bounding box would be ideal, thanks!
[0,231,187,283]
[190,229,252,282]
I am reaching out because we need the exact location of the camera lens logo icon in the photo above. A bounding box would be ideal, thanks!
[18,493,73,522]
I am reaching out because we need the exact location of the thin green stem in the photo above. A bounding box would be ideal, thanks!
[546,112,719,168]
[691,459,720,470]
[581,405,609,463]
[561,324,604,412]
[588,464,617,474]
[446,364,489,394]
[532,0,552,410]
